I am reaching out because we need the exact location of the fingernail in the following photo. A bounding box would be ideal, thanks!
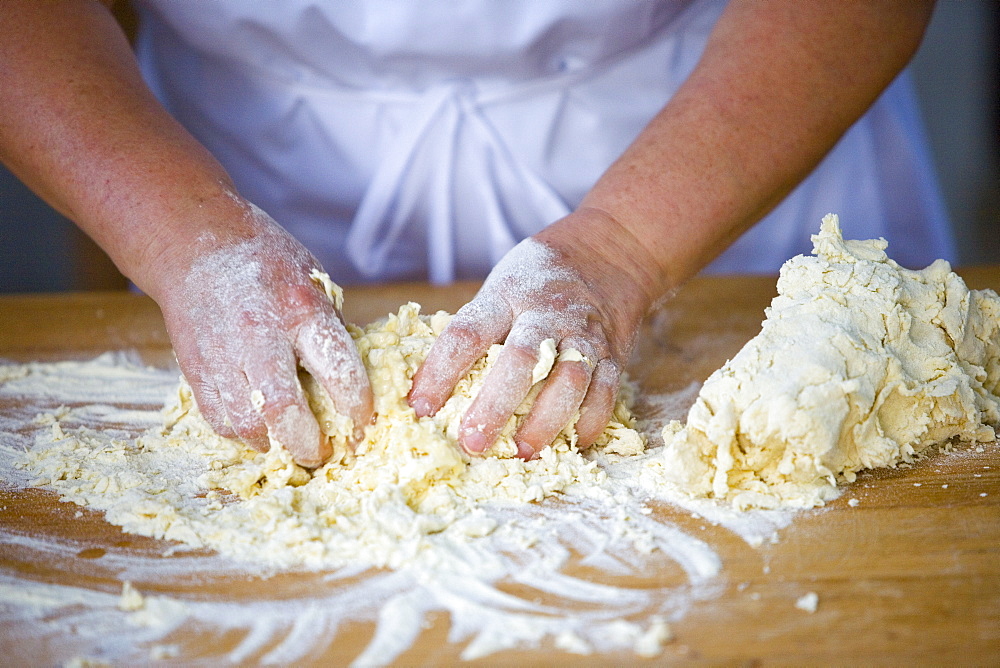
[516,441,536,461]
[411,396,432,418]
[461,427,488,454]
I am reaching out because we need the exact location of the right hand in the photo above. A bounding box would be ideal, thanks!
[409,208,660,460]
[152,202,373,468]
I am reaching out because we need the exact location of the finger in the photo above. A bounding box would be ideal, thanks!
[296,316,373,443]
[165,318,238,439]
[243,344,329,468]
[189,372,239,439]
[213,365,269,452]
[458,327,546,454]
[574,358,621,448]
[408,300,510,418]
[514,353,594,460]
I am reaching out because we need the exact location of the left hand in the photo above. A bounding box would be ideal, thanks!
[408,208,660,459]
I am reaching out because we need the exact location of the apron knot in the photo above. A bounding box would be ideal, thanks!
[345,80,570,283]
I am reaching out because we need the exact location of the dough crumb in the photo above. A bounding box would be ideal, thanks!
[62,658,111,668]
[847,498,860,507]
[531,338,558,384]
[795,591,819,613]
[149,645,180,661]
[118,581,144,612]
[634,616,674,657]
[554,630,592,655]
[309,267,344,310]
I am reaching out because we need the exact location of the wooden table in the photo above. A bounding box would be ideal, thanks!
[1,270,998,665]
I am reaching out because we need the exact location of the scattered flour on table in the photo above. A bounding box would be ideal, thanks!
[21,303,649,572]
[644,214,1000,509]
[5,215,995,663]
[2,320,738,664]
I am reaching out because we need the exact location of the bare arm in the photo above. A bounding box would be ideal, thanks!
[411,0,937,457]
[0,0,237,288]
[576,0,937,297]
[0,0,373,466]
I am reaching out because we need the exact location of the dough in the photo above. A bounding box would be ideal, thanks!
[21,301,645,570]
[644,214,1000,509]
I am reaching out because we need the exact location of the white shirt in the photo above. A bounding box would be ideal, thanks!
[133,0,955,284]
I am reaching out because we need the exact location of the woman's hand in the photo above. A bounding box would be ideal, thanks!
[155,203,373,468]
[408,208,661,459]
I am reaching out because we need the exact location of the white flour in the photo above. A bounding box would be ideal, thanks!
[1,350,781,665]
[7,217,984,662]
[19,304,653,572]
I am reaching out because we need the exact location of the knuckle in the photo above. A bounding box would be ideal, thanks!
[285,282,320,309]
[582,318,614,350]
[503,343,541,371]
[556,360,591,390]
[441,319,492,354]
[494,342,539,381]
[595,357,622,383]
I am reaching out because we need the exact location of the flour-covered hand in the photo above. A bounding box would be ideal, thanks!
[409,209,659,459]
[156,204,373,468]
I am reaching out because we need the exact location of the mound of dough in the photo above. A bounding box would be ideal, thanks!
[125,301,645,568]
[645,214,1000,510]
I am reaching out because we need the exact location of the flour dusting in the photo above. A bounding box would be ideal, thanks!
[5,217,988,662]
[1,337,752,664]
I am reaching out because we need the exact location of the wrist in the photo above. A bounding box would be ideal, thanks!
[534,207,671,324]
[122,187,266,303]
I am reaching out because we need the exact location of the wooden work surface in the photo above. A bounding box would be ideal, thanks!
[1,270,999,665]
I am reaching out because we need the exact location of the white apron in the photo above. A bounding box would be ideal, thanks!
[132,0,955,284]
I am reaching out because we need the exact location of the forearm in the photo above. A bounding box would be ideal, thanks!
[0,0,247,297]
[0,2,373,466]
[572,0,936,303]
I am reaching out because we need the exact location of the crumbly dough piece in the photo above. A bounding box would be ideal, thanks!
[645,214,1000,509]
